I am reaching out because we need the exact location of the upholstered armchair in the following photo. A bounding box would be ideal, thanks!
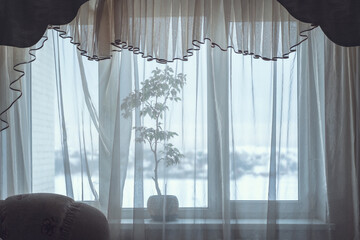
[0,193,109,240]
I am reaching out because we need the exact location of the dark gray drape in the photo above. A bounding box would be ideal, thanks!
[0,0,88,47]
[277,0,360,46]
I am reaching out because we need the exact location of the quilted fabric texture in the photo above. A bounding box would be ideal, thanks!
[0,193,109,240]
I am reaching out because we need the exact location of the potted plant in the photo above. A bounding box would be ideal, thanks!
[121,66,186,221]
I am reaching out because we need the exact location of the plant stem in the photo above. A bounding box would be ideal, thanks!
[153,156,161,196]
[153,96,162,196]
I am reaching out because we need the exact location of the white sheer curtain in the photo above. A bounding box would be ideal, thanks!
[297,27,360,239]
[0,37,47,198]
[21,27,358,240]
[53,0,311,61]
[30,34,303,239]
[322,32,360,240]
[0,45,36,198]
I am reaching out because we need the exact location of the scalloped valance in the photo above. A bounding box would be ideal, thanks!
[1,0,359,50]
[0,0,314,60]
[0,0,316,131]
[0,0,332,131]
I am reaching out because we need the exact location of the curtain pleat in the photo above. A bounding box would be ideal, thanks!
[0,44,37,197]
[53,33,74,198]
[324,36,360,239]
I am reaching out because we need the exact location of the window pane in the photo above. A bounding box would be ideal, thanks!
[32,32,99,201]
[122,52,208,208]
[229,54,298,200]
[32,36,297,207]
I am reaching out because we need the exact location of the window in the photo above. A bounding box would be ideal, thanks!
[229,54,298,201]
[120,55,208,208]
[31,32,100,201]
[30,31,299,219]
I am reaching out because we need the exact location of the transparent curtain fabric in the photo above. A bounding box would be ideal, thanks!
[0,47,31,131]
[28,31,337,239]
[297,27,360,239]
[26,28,360,240]
[55,0,312,61]
[0,46,32,198]
[322,33,360,240]
[0,38,48,199]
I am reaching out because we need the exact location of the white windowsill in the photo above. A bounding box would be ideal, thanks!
[109,218,331,230]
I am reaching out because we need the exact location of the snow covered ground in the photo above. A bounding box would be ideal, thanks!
[55,173,297,208]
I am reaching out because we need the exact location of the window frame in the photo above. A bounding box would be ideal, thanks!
[27,34,320,222]
[97,44,310,221]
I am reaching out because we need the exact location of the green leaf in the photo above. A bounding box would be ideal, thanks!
[120,66,187,173]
